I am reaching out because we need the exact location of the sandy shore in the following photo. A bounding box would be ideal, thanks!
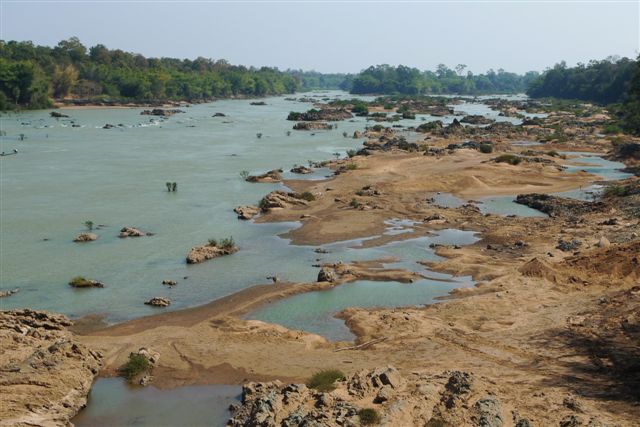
[71,114,640,425]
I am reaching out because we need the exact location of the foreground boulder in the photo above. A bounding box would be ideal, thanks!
[186,242,238,264]
[0,309,103,426]
[234,205,260,220]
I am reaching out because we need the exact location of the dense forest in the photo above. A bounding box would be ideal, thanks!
[0,38,299,110]
[286,70,350,91]
[526,57,636,104]
[347,64,539,95]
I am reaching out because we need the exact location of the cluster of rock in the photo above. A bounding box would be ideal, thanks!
[186,242,238,264]
[119,226,147,238]
[228,367,530,427]
[258,191,310,212]
[287,108,352,122]
[515,194,604,218]
[245,169,283,183]
[293,122,332,131]
[0,309,103,426]
[460,114,495,125]
[140,108,184,116]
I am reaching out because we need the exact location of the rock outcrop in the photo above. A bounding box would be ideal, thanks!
[245,169,283,183]
[144,297,171,307]
[118,227,146,238]
[0,309,103,426]
[186,243,238,264]
[515,194,604,218]
[234,205,260,220]
[259,191,310,212]
[290,165,313,174]
[228,367,516,427]
[293,122,331,131]
[140,108,184,116]
[460,115,495,125]
[73,232,98,242]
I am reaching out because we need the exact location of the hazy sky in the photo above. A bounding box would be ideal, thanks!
[1,1,638,74]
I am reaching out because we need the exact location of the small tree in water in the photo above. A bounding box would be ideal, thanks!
[239,170,250,180]
[172,182,177,192]
[333,152,341,160]
[256,132,263,139]
[166,182,172,192]
[84,220,94,231]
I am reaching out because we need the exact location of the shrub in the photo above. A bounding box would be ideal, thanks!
[239,170,250,179]
[295,191,316,201]
[84,220,94,231]
[358,408,381,425]
[258,197,269,210]
[306,369,345,392]
[479,143,493,153]
[207,238,218,246]
[383,103,393,110]
[118,353,150,380]
[494,154,522,165]
[346,163,358,170]
[603,123,623,135]
[351,103,368,115]
[219,236,235,249]
[350,198,361,208]
[346,149,357,158]
[371,124,384,132]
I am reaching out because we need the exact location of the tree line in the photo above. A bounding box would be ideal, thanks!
[346,64,540,95]
[0,38,299,110]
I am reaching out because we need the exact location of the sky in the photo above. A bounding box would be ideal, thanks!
[1,0,638,74]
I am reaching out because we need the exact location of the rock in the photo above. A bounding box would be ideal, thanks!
[250,101,267,106]
[0,288,19,298]
[137,347,160,365]
[212,112,226,117]
[293,121,332,131]
[599,218,618,225]
[557,239,582,252]
[290,165,313,174]
[473,395,503,427]
[73,232,98,242]
[245,169,283,183]
[445,371,473,395]
[559,415,583,427]
[515,419,533,427]
[50,111,69,118]
[140,108,184,116]
[139,374,153,386]
[287,108,352,122]
[234,205,260,220]
[317,267,337,282]
[595,236,611,248]
[0,309,103,425]
[515,194,604,218]
[460,115,495,125]
[102,123,115,129]
[259,191,310,212]
[144,297,171,307]
[186,242,238,264]
[119,227,146,238]
[563,394,584,412]
[374,385,394,403]
[68,278,104,288]
[162,279,177,286]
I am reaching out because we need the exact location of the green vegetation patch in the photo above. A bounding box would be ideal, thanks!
[306,369,345,392]
[494,154,522,165]
[118,353,151,380]
[358,408,381,425]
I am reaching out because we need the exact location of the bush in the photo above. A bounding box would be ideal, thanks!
[494,154,522,165]
[371,124,384,132]
[358,408,381,425]
[84,220,94,231]
[346,163,358,170]
[346,149,357,158]
[350,198,361,208]
[219,236,235,249]
[207,238,218,246]
[118,353,150,380]
[603,123,623,135]
[306,369,345,392]
[295,191,316,201]
[239,170,250,179]
[479,143,493,153]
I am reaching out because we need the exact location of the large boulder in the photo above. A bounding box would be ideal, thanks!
[317,267,337,282]
[259,191,309,212]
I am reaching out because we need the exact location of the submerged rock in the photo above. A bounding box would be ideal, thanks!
[0,288,19,298]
